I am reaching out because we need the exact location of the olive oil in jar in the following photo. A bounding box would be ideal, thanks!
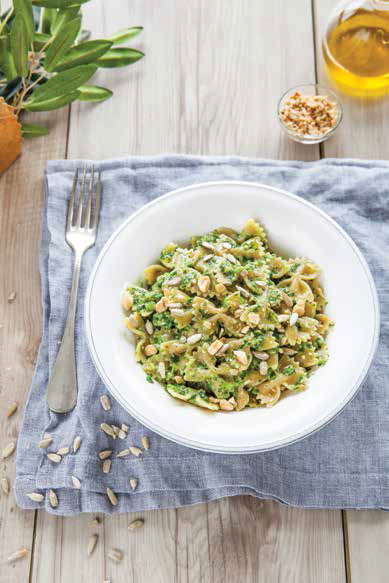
[323,0,389,97]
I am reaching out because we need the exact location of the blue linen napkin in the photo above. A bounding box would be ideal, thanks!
[15,156,388,514]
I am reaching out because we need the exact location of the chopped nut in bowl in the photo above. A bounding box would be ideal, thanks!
[278,83,342,144]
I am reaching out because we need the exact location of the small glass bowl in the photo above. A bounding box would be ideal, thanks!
[277,83,343,145]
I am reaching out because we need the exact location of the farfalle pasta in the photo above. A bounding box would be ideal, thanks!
[121,219,333,412]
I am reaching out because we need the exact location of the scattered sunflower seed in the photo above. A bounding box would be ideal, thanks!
[7,291,16,303]
[121,424,129,432]
[157,362,166,378]
[108,548,123,562]
[100,423,116,439]
[290,312,299,326]
[252,351,269,360]
[236,285,250,297]
[73,435,81,453]
[99,450,112,460]
[111,425,120,436]
[87,534,98,556]
[145,320,154,335]
[100,395,111,411]
[106,487,118,506]
[259,361,269,376]
[129,446,142,457]
[186,333,202,345]
[1,477,9,495]
[116,448,130,458]
[128,518,144,531]
[141,436,150,450]
[47,453,62,463]
[49,489,58,508]
[7,548,28,563]
[130,478,138,491]
[201,241,215,251]
[6,402,18,418]
[102,459,111,474]
[57,446,70,456]
[2,442,15,459]
[118,429,127,439]
[27,492,44,502]
[165,276,182,286]
[39,437,53,449]
[72,475,81,489]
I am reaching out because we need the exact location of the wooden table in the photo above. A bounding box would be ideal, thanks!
[1,1,388,581]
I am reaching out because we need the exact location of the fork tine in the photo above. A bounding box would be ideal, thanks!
[84,165,94,228]
[75,165,87,227]
[91,171,101,232]
[66,170,78,228]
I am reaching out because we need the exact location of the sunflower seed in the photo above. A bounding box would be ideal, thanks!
[7,291,16,303]
[129,446,142,457]
[2,442,15,459]
[233,350,248,366]
[218,327,224,338]
[144,344,158,356]
[186,333,202,345]
[72,475,81,489]
[116,448,130,458]
[111,425,120,436]
[282,291,293,307]
[99,450,112,460]
[103,459,111,474]
[108,548,123,562]
[240,325,250,334]
[170,308,184,316]
[39,437,52,449]
[57,446,70,456]
[202,253,213,262]
[6,402,18,418]
[290,312,299,326]
[255,280,266,287]
[100,395,111,411]
[106,487,118,506]
[73,435,81,453]
[7,548,28,562]
[222,242,232,249]
[49,489,58,508]
[165,276,182,286]
[118,429,127,439]
[278,314,289,323]
[217,342,230,355]
[130,478,138,491]
[47,453,61,463]
[208,339,223,356]
[128,518,144,531]
[226,253,238,264]
[167,302,182,309]
[248,312,260,325]
[121,424,129,432]
[252,351,269,360]
[236,285,250,298]
[145,320,154,335]
[282,348,297,356]
[1,477,9,495]
[100,423,116,439]
[201,242,215,251]
[157,362,166,378]
[197,275,211,294]
[141,436,150,450]
[87,534,98,556]
[27,492,44,502]
[260,361,269,376]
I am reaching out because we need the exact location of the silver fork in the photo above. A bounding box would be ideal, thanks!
[46,166,101,413]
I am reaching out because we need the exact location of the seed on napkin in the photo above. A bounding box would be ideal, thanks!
[106,487,118,506]
[129,446,142,457]
[38,436,52,448]
[47,453,61,463]
[49,489,58,508]
[73,435,81,453]
[100,395,111,411]
[129,478,138,491]
[72,475,81,489]
[99,450,112,460]
[100,423,116,439]
[116,448,130,458]
[57,446,70,455]
[27,492,44,502]
[102,459,111,474]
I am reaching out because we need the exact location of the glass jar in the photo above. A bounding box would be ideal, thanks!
[322,0,389,97]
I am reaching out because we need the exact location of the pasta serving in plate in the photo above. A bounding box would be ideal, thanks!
[121,219,333,412]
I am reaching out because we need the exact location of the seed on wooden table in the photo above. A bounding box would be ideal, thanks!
[87,534,98,557]
[7,548,28,563]
[38,436,52,449]
[49,489,58,508]
[72,475,81,489]
[100,423,116,439]
[91,517,101,526]
[145,320,154,335]
[57,446,70,455]
[116,448,130,458]
[128,518,144,531]
[106,487,118,506]
[130,478,138,491]
[6,402,18,418]
[233,350,248,366]
[73,435,81,453]
[259,361,269,376]
[252,351,269,360]
[141,436,150,450]
[186,333,202,345]
[1,477,9,495]
[129,446,142,457]
[47,453,61,463]
[108,548,123,562]
[99,450,112,460]
[289,312,299,326]
[100,394,111,411]
[27,492,44,502]
[7,291,16,303]
[2,442,15,459]
[103,459,111,474]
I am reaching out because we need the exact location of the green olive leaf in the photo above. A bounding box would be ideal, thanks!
[25,63,97,103]
[33,31,51,50]
[108,26,143,46]
[0,34,18,80]
[96,47,144,68]
[10,15,29,77]
[53,39,112,71]
[32,0,90,7]
[13,0,34,46]
[21,122,48,136]
[40,7,57,34]
[51,6,80,35]
[44,15,81,71]
[23,89,80,111]
[77,84,113,101]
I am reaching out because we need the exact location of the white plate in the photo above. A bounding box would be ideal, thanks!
[85,181,379,454]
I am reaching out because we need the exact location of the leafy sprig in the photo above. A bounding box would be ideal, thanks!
[0,0,144,136]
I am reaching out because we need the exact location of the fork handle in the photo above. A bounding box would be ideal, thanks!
[46,250,83,413]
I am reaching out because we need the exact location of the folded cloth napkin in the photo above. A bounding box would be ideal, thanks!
[15,156,388,514]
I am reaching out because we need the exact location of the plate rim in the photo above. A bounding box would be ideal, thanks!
[85,180,380,454]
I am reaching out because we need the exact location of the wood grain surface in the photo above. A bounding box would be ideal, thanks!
[0,0,386,581]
